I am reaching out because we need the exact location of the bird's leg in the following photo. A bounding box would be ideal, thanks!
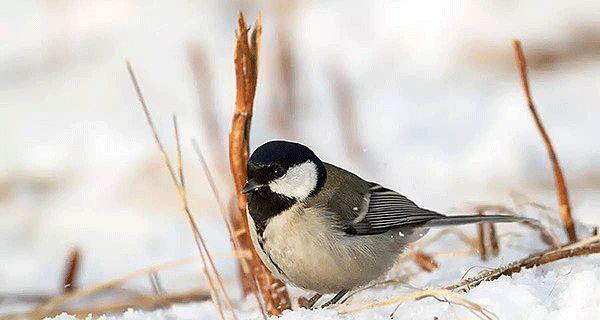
[301,293,323,309]
[321,289,349,308]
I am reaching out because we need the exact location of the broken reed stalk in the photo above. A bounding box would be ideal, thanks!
[229,12,259,298]
[446,235,600,292]
[126,62,236,320]
[513,40,577,243]
[228,12,291,316]
[62,247,81,293]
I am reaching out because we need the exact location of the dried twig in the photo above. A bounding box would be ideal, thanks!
[125,62,235,320]
[475,207,500,259]
[476,209,488,261]
[513,40,576,243]
[488,223,500,256]
[413,250,439,272]
[229,12,290,316]
[62,247,81,293]
[446,235,600,292]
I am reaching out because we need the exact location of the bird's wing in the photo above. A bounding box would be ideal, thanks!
[308,164,442,235]
[304,163,371,225]
[346,183,444,235]
[311,164,524,235]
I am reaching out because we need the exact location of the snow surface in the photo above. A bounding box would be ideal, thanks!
[43,253,600,320]
[2,0,600,319]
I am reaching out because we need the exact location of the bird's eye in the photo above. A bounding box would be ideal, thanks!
[273,166,284,178]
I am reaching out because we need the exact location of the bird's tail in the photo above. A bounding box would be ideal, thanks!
[422,214,531,228]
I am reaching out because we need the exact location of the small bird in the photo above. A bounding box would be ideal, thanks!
[243,140,527,308]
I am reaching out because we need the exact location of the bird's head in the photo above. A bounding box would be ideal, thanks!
[243,140,326,202]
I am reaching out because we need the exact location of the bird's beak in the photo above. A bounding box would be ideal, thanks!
[242,179,266,194]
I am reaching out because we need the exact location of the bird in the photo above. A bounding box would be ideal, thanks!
[242,140,529,308]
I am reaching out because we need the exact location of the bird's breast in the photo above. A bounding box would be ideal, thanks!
[248,204,400,294]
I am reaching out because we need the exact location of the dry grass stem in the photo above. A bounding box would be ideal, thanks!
[192,139,249,274]
[338,289,495,320]
[513,40,576,243]
[192,140,262,318]
[125,62,236,320]
[62,247,81,293]
[174,115,232,320]
[340,272,416,304]
[229,12,290,315]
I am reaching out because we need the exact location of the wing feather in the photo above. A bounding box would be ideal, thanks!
[347,183,443,235]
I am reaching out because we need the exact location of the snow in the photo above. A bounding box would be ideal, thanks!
[41,253,600,320]
[2,0,600,319]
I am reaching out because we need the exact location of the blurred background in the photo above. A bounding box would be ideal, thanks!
[1,0,599,315]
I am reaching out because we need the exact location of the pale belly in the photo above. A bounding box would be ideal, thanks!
[248,206,412,294]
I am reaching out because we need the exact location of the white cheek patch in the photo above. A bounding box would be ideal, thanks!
[269,161,318,200]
